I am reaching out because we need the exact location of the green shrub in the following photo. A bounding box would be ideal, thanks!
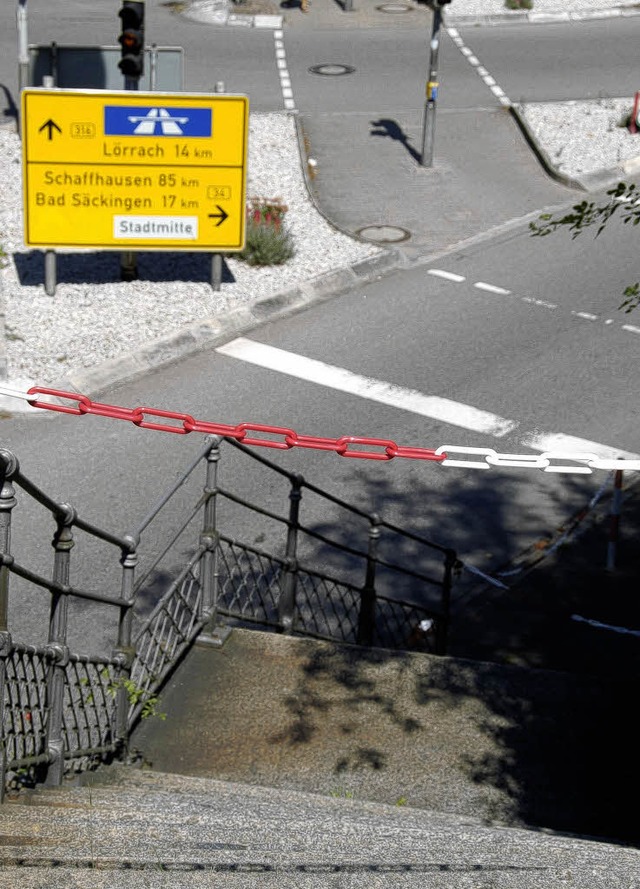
[505,0,533,9]
[237,196,295,266]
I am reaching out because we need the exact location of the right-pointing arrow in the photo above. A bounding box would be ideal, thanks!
[208,205,229,226]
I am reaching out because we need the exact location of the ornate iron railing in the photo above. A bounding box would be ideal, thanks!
[0,436,457,799]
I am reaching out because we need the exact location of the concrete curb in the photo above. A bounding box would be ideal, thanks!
[56,248,405,399]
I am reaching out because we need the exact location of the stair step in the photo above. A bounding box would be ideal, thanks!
[1,767,639,889]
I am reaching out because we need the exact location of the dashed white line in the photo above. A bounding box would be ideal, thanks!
[447,26,512,107]
[474,281,511,295]
[427,269,466,283]
[522,297,557,309]
[623,324,640,335]
[573,311,598,321]
[273,30,295,111]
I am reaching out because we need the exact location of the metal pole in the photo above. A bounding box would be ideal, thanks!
[44,504,75,787]
[17,0,29,96]
[113,537,137,754]
[211,82,225,291]
[436,548,457,655]
[0,451,17,804]
[606,469,624,571]
[356,516,380,647]
[197,438,231,646]
[149,43,158,90]
[278,475,303,634]
[420,4,442,168]
[120,72,139,281]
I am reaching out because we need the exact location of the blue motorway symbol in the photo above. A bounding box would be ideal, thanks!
[104,106,212,137]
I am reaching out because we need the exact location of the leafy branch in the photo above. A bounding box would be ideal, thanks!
[529,181,640,313]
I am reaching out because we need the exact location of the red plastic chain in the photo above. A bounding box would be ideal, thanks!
[26,387,446,463]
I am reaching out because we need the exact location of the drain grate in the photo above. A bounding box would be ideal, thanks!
[356,225,411,244]
[308,64,356,77]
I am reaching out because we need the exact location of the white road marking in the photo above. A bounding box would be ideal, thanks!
[447,26,512,106]
[474,281,511,295]
[522,297,557,309]
[274,30,295,112]
[623,324,640,335]
[573,311,598,321]
[216,338,638,460]
[217,338,517,436]
[427,269,466,283]
[522,432,639,462]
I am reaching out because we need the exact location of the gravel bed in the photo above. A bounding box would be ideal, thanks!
[453,0,640,17]
[519,97,640,177]
[0,113,380,387]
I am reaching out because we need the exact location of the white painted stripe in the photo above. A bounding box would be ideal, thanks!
[217,339,639,461]
[484,76,497,87]
[468,55,479,65]
[573,311,598,321]
[216,338,517,437]
[622,324,640,335]
[522,432,639,461]
[522,297,557,309]
[474,281,511,295]
[490,85,505,97]
[427,268,465,283]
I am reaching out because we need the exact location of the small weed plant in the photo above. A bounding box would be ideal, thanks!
[237,196,295,267]
[505,0,533,9]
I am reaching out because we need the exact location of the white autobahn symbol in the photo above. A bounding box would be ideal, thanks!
[127,108,189,135]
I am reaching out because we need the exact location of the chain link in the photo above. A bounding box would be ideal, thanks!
[1,385,637,472]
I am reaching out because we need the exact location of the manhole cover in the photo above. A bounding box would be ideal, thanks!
[376,3,413,11]
[356,225,411,244]
[308,64,356,77]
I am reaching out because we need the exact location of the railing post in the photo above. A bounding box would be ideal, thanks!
[198,437,230,646]
[435,548,457,655]
[113,535,138,755]
[278,474,303,634]
[0,450,18,803]
[44,504,75,787]
[357,515,380,646]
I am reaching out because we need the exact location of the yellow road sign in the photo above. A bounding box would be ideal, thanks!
[21,88,249,250]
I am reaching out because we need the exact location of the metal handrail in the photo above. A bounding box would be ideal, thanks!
[0,433,457,801]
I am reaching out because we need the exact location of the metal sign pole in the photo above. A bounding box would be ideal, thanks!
[17,0,29,93]
[211,81,225,292]
[420,4,442,168]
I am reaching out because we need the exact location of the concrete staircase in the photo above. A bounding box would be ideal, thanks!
[1,766,639,889]
[2,628,640,887]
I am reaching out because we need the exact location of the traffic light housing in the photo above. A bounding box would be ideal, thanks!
[118,1,145,79]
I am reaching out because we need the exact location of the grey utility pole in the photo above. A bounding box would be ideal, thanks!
[17,0,29,93]
[420,0,450,168]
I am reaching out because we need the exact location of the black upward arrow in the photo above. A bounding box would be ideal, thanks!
[208,205,229,227]
[38,119,62,140]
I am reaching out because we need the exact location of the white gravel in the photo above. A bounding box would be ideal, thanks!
[519,97,640,178]
[454,0,639,16]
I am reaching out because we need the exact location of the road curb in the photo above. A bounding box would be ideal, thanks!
[55,248,404,400]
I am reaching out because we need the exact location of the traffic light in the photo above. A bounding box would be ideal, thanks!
[118,1,145,80]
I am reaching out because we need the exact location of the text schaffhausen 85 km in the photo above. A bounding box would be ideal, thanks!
[21,88,249,251]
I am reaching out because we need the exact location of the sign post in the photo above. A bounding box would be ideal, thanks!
[21,88,249,271]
